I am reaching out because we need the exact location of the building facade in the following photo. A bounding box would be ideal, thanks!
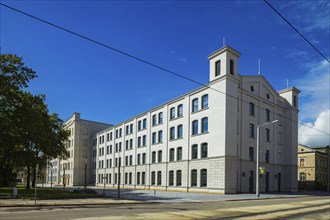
[47,112,111,186]
[298,144,330,191]
[93,46,300,193]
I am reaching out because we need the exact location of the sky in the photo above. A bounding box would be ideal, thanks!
[1,0,329,146]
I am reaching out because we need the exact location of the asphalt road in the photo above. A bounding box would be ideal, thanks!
[1,196,329,219]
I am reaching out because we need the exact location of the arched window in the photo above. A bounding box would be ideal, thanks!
[191,169,197,187]
[201,143,208,158]
[200,169,207,187]
[201,117,208,133]
[299,172,306,182]
[192,120,198,135]
[192,98,198,112]
[192,144,198,159]
[177,104,183,117]
[202,95,208,109]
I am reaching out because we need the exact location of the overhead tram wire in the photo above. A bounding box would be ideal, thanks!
[264,0,330,63]
[1,2,329,136]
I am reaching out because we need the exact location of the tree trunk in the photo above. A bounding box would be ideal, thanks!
[32,166,36,188]
[26,166,30,189]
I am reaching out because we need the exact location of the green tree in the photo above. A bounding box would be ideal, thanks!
[0,54,69,188]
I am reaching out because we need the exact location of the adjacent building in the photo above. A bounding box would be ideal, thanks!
[47,113,111,186]
[298,144,330,191]
[93,45,300,193]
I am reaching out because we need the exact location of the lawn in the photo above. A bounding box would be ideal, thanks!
[0,185,102,199]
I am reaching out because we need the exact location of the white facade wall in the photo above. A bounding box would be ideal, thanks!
[90,46,300,193]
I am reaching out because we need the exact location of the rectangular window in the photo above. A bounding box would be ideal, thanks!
[158,112,163,124]
[249,147,254,161]
[169,148,175,161]
[191,169,197,187]
[169,171,174,186]
[151,171,155,185]
[152,151,156,163]
[249,123,255,138]
[142,172,146,185]
[192,98,198,112]
[158,150,162,163]
[137,172,140,185]
[152,132,157,144]
[129,172,132,184]
[192,144,198,159]
[201,117,208,133]
[230,59,234,75]
[192,120,198,135]
[170,107,175,120]
[266,109,270,122]
[176,170,182,186]
[266,128,270,142]
[265,150,270,163]
[177,125,183,138]
[170,127,175,140]
[215,60,221,76]
[177,147,182,161]
[157,171,162,185]
[177,104,183,117]
[158,130,163,143]
[249,102,255,116]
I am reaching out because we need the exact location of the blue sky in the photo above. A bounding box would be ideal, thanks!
[1,0,329,146]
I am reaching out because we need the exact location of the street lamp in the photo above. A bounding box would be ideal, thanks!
[84,157,87,192]
[256,120,278,197]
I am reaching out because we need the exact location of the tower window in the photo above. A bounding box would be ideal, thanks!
[215,60,221,76]
[230,59,234,75]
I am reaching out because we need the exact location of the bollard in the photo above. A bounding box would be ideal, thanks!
[12,187,18,199]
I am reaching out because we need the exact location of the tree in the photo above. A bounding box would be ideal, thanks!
[0,54,69,188]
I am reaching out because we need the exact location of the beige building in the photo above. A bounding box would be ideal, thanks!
[93,45,300,193]
[298,144,330,191]
[47,113,111,186]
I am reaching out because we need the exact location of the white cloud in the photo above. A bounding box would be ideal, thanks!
[299,109,330,146]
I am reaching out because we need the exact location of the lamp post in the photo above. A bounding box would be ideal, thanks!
[256,120,278,197]
[84,157,87,192]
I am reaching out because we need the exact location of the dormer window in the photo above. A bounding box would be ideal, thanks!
[215,60,221,76]
[230,59,234,75]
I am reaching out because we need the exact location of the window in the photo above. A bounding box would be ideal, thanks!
[125,140,129,150]
[151,171,156,185]
[169,171,174,186]
[152,132,157,144]
[119,142,122,151]
[119,128,122,137]
[178,104,183,117]
[142,172,146,185]
[177,147,182,161]
[266,128,270,142]
[192,98,198,112]
[249,123,255,138]
[126,125,129,135]
[215,60,221,76]
[230,59,234,75]
[158,112,163,124]
[129,172,132,184]
[170,148,175,161]
[200,169,207,187]
[130,124,133,133]
[300,158,305,167]
[192,120,198,135]
[158,150,162,163]
[129,155,132,165]
[137,154,141,165]
[191,169,197,187]
[176,170,182,186]
[137,172,141,185]
[170,107,175,120]
[125,173,128,184]
[143,118,147,129]
[158,130,163,143]
[138,137,141,147]
[152,115,157,126]
[142,135,146,146]
[130,139,133,149]
[177,125,183,139]
[152,151,156,163]
[142,153,146,164]
[125,156,128,166]
[138,121,141,131]
[265,150,270,163]
[157,171,162,185]
[299,172,306,182]
[170,127,175,140]
[202,95,208,109]
[201,143,208,158]
[192,144,198,159]
[249,147,254,161]
[201,117,208,133]
[266,109,270,121]
[249,102,255,116]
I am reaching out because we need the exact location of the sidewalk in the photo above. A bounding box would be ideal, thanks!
[1,186,329,207]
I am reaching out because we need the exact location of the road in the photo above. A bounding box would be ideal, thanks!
[1,196,329,219]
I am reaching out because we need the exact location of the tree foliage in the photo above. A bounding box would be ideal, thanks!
[0,54,69,188]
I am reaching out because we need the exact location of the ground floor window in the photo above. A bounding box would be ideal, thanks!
[191,169,197,187]
[299,172,306,182]
[169,170,174,186]
[200,169,207,187]
[176,170,182,186]
[157,171,162,185]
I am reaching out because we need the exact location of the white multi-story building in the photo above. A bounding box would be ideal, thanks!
[93,45,300,193]
[47,113,111,186]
